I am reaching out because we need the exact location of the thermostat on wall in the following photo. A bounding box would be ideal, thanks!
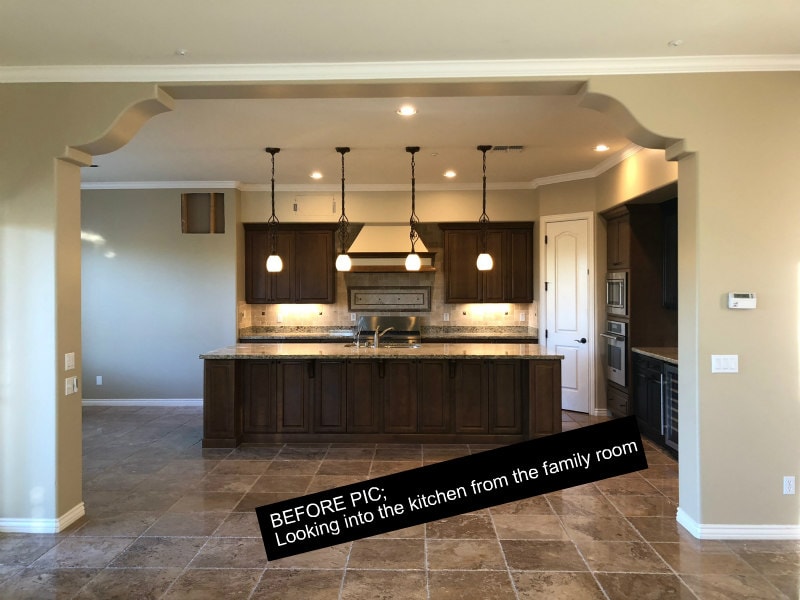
[728,292,757,309]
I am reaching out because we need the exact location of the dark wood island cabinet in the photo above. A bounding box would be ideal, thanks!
[201,343,562,447]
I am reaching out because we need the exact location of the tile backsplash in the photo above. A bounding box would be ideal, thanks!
[239,267,538,334]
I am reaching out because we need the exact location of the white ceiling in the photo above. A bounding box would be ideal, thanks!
[3,1,798,187]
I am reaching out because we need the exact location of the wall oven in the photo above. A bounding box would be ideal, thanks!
[606,271,628,316]
[601,320,626,387]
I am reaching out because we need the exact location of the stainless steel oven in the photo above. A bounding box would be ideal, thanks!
[606,271,628,316]
[601,320,626,387]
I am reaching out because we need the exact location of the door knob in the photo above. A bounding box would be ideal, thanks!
[574,337,587,344]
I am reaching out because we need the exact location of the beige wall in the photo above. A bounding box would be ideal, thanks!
[1,72,798,533]
[589,72,800,528]
[0,84,171,526]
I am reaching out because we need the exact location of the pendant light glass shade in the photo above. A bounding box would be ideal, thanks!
[266,254,283,272]
[405,146,421,271]
[476,145,494,271]
[265,147,283,272]
[335,147,352,272]
[405,252,421,271]
[476,252,493,271]
[335,253,352,271]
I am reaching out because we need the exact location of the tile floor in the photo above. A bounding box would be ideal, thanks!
[0,407,797,599]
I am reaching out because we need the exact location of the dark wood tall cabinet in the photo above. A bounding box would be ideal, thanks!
[244,223,336,304]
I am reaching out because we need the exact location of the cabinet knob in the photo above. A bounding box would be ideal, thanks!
[574,338,587,344]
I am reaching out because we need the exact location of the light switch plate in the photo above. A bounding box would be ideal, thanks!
[65,352,75,371]
[711,354,739,373]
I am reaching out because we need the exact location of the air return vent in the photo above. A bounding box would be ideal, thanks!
[491,145,525,153]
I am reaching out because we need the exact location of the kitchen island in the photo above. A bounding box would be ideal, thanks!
[201,343,563,447]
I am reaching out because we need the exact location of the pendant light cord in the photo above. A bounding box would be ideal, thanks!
[477,145,492,250]
[265,147,281,254]
[336,147,350,255]
[407,146,420,252]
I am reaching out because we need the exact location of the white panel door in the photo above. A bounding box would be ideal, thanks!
[545,218,590,413]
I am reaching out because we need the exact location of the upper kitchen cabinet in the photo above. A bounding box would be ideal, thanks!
[440,223,533,303]
[244,223,337,304]
[605,208,631,269]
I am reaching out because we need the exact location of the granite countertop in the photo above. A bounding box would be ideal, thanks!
[632,347,678,365]
[201,342,562,360]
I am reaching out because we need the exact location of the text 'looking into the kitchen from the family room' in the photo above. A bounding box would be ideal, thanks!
[256,416,647,559]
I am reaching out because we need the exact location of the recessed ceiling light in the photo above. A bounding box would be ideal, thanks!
[397,104,417,116]
[444,170,456,178]
[175,48,188,56]
[667,39,684,48]
[310,171,323,180]
[594,144,610,152]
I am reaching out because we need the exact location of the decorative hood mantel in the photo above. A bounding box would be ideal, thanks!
[345,224,436,272]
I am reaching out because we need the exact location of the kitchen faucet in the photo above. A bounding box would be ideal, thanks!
[373,326,395,348]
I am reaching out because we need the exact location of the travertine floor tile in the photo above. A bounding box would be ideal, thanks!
[6,406,793,600]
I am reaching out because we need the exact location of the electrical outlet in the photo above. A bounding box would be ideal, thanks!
[96,375,103,386]
[519,312,526,322]
[443,312,450,322]
[65,376,78,396]
[784,476,796,495]
[350,313,357,322]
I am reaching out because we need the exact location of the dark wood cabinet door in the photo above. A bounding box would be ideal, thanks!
[203,360,239,446]
[443,229,482,303]
[607,214,631,269]
[245,229,269,303]
[418,360,451,434]
[383,360,418,433]
[489,360,521,434]
[314,360,346,433]
[276,360,311,432]
[294,230,335,303]
[347,361,381,433]
[632,354,664,442]
[606,384,630,418]
[505,228,533,302]
[661,199,678,309]
[269,231,295,303]
[453,360,488,433]
[241,361,276,434]
[482,231,505,303]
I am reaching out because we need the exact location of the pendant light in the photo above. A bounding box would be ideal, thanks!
[405,146,422,271]
[265,147,283,273]
[476,145,494,271]
[335,147,352,272]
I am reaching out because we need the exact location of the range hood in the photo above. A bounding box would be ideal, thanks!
[345,225,435,271]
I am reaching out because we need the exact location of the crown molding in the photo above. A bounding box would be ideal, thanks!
[3,55,799,83]
[532,143,643,189]
[80,180,240,190]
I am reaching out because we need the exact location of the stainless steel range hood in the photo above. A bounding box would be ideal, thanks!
[345,225,435,271]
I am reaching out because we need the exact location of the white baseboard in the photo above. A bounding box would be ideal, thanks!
[677,507,800,539]
[0,502,85,534]
[82,399,203,407]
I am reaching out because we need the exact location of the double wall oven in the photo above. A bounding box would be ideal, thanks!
[601,320,626,387]
[604,271,628,388]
